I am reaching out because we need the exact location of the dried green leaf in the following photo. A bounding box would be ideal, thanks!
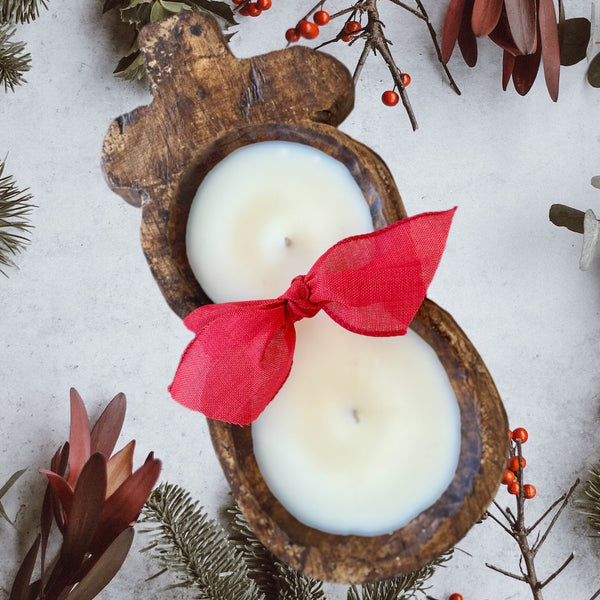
[588,53,600,87]
[0,468,26,500]
[186,0,236,27]
[559,17,591,66]
[150,1,171,22]
[65,528,134,600]
[591,176,600,189]
[9,535,40,600]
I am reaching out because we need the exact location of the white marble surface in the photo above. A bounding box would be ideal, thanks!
[1,1,600,598]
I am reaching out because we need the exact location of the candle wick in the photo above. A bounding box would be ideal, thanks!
[352,409,360,424]
[284,236,292,247]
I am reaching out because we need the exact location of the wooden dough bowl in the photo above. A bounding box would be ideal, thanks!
[101,12,509,584]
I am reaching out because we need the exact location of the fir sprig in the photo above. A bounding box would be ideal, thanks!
[348,551,452,600]
[0,25,31,91]
[141,483,263,599]
[143,483,451,600]
[579,460,600,535]
[226,502,325,600]
[0,0,48,24]
[0,156,33,275]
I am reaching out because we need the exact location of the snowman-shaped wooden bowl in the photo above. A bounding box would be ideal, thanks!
[102,12,508,584]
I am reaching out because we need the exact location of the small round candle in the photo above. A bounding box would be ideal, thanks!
[186,141,374,303]
[252,312,461,536]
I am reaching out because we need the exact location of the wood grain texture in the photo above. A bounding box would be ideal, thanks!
[101,11,508,584]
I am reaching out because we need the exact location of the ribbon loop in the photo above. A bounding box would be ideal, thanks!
[169,208,456,425]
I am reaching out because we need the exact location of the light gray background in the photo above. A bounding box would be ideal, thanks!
[2,0,600,597]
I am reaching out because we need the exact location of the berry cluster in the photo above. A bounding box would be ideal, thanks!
[381,73,412,107]
[502,427,536,499]
[233,0,272,18]
[285,10,336,44]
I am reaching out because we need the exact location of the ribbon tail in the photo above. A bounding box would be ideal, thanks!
[308,208,457,336]
[169,302,296,425]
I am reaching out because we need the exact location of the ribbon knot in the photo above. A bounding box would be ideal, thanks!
[280,275,322,321]
[169,208,456,425]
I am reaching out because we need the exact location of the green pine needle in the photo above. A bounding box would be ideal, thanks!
[0,0,48,24]
[347,550,453,600]
[226,501,325,600]
[0,157,34,275]
[141,482,264,600]
[0,25,31,91]
[579,461,600,535]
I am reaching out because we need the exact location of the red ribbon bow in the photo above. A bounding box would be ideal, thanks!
[169,208,456,425]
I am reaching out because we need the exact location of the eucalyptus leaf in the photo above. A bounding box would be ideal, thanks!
[150,1,171,22]
[588,52,600,87]
[187,0,236,26]
[0,468,26,500]
[559,17,591,65]
[591,176,600,189]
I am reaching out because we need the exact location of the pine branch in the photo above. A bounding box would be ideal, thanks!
[0,25,31,91]
[0,156,33,275]
[347,550,453,600]
[140,482,263,600]
[579,460,600,535]
[226,501,325,600]
[0,0,48,23]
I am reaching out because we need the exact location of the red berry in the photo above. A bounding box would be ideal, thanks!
[285,28,300,43]
[449,595,464,600]
[401,72,411,87]
[257,0,271,8]
[341,34,352,42]
[313,10,330,25]
[508,456,526,472]
[381,90,399,106]
[246,2,261,16]
[502,469,516,485]
[507,481,520,495]
[509,429,513,440]
[298,20,319,39]
[239,4,250,15]
[344,20,361,33]
[232,0,244,4]
[523,484,537,499]
[512,427,529,443]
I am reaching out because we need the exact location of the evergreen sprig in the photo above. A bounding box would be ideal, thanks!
[0,156,33,275]
[142,482,450,600]
[0,25,31,91]
[579,461,600,535]
[347,551,452,600]
[226,502,325,600]
[0,0,48,24]
[141,482,263,599]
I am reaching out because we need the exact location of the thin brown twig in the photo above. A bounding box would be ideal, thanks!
[485,562,527,582]
[532,479,580,554]
[413,0,461,94]
[539,553,575,589]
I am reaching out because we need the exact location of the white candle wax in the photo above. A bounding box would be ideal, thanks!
[252,312,461,536]
[185,139,461,536]
[186,141,374,303]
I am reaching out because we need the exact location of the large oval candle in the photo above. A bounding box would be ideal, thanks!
[186,140,461,536]
[252,312,460,535]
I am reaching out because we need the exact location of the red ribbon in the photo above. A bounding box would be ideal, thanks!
[169,208,456,425]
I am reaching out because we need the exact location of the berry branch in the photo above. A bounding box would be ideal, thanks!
[234,0,461,130]
[482,427,600,600]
